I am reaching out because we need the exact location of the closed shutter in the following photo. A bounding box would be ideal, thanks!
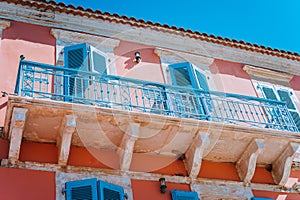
[65,178,98,200]
[64,43,89,100]
[171,190,199,200]
[98,181,124,200]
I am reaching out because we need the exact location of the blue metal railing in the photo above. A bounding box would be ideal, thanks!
[14,60,299,132]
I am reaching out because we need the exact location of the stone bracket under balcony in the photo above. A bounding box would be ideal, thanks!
[4,96,300,185]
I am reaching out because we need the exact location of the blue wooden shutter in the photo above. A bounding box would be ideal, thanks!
[169,62,197,88]
[171,190,199,200]
[277,89,300,130]
[261,86,278,101]
[98,181,124,200]
[64,43,89,100]
[65,178,98,200]
[251,198,274,200]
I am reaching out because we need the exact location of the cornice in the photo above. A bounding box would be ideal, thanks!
[243,65,293,82]
[1,2,300,75]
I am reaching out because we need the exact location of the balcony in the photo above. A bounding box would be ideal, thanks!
[14,60,298,132]
[4,60,300,184]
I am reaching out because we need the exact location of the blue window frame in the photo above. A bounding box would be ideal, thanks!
[169,62,210,117]
[65,178,98,200]
[169,62,209,91]
[171,190,199,200]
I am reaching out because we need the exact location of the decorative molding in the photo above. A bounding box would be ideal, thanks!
[1,2,299,75]
[236,139,265,183]
[50,28,120,52]
[118,122,140,171]
[185,131,210,179]
[8,107,27,163]
[57,115,77,166]
[155,47,214,68]
[272,142,300,185]
[1,159,299,194]
[243,65,294,82]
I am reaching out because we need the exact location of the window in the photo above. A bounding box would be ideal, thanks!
[255,82,300,131]
[168,62,210,118]
[169,62,209,91]
[171,190,199,200]
[63,43,108,100]
[64,178,125,200]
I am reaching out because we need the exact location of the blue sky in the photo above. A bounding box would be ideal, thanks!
[59,0,300,53]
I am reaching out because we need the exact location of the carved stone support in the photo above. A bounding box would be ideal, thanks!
[272,142,300,185]
[57,115,76,166]
[236,139,265,183]
[185,131,210,179]
[8,107,28,162]
[0,19,11,38]
[118,123,140,171]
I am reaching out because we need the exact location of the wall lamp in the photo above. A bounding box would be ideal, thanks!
[20,55,25,60]
[134,51,141,63]
[159,178,167,194]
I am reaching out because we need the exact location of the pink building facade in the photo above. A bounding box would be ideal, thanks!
[1,1,300,199]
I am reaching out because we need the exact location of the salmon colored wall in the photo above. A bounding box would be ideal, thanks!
[252,190,300,200]
[19,141,58,164]
[0,21,55,126]
[290,75,300,101]
[0,138,8,160]
[252,166,274,184]
[114,41,165,83]
[131,179,190,200]
[209,59,257,96]
[0,167,55,200]
[198,161,240,181]
[130,153,187,174]
[68,146,118,169]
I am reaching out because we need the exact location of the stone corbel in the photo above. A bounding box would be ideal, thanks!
[236,139,265,183]
[0,19,11,38]
[118,122,140,171]
[8,107,28,163]
[272,142,300,185]
[57,114,77,166]
[185,131,210,179]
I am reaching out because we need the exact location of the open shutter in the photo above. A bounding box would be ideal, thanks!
[65,178,98,200]
[169,62,197,88]
[98,181,124,200]
[171,190,199,200]
[90,47,107,75]
[64,43,89,100]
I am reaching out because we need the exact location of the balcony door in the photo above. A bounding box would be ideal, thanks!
[168,62,210,118]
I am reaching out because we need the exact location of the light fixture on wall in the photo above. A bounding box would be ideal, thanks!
[134,51,141,63]
[159,178,167,194]
[20,55,25,60]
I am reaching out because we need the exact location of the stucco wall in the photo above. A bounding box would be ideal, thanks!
[0,21,55,126]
